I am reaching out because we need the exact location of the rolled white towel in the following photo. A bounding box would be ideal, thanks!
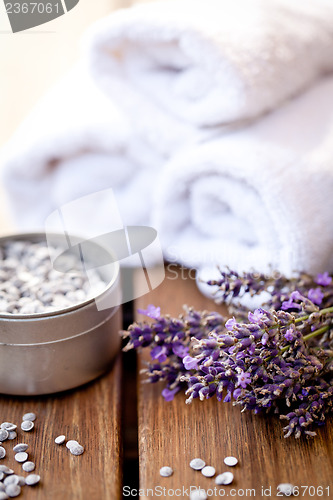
[1,63,162,232]
[86,0,333,154]
[154,76,333,277]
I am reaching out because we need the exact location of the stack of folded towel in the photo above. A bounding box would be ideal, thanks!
[3,0,333,282]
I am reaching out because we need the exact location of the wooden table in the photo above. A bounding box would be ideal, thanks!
[0,268,332,499]
[0,359,122,499]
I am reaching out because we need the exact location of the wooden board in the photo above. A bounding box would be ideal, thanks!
[135,268,333,500]
[0,356,122,499]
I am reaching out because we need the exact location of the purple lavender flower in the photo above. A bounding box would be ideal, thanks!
[183,355,199,370]
[248,308,264,323]
[284,328,294,342]
[225,317,236,330]
[162,387,180,402]
[233,388,242,399]
[150,345,168,363]
[205,267,333,314]
[316,272,332,287]
[137,304,161,319]
[281,291,304,311]
[236,370,251,388]
[223,392,232,403]
[172,343,189,358]
[261,332,269,345]
[308,288,324,306]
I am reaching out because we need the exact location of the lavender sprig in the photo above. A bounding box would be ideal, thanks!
[123,272,333,438]
[205,269,333,313]
[182,308,332,438]
[123,306,225,400]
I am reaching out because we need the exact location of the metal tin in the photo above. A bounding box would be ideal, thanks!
[0,232,122,396]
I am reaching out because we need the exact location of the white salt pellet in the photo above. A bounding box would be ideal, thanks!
[4,484,20,498]
[21,421,34,432]
[25,474,40,486]
[69,444,84,456]
[224,456,238,467]
[215,472,234,485]
[14,452,28,463]
[190,489,207,500]
[66,440,79,450]
[201,466,215,478]
[159,466,173,477]
[22,462,35,473]
[189,458,205,471]
[277,484,294,496]
[0,466,13,474]
[3,477,19,487]
[0,447,6,459]
[55,435,66,445]
[22,413,36,422]
[0,424,16,432]
[0,430,8,442]
[13,444,28,453]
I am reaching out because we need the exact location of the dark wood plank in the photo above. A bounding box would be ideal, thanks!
[0,356,122,499]
[135,268,333,500]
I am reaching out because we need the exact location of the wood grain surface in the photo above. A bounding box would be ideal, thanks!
[0,356,122,499]
[135,268,333,500]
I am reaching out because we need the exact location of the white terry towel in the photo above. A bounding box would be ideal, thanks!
[1,63,162,232]
[86,0,333,154]
[153,77,333,277]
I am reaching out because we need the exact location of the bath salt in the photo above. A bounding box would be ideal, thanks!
[22,413,36,422]
[14,452,28,463]
[201,466,215,477]
[22,462,35,473]
[25,474,40,486]
[159,466,173,477]
[12,444,28,453]
[215,472,234,485]
[54,435,66,445]
[223,456,238,467]
[189,458,205,470]
[20,421,34,432]
[0,240,107,315]
[5,484,21,497]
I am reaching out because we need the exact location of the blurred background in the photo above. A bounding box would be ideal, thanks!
[0,0,146,234]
